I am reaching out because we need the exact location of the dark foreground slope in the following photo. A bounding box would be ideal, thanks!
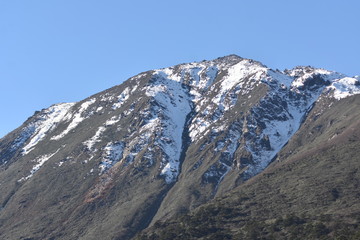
[136,95,360,240]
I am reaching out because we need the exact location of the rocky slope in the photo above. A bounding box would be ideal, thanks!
[136,94,360,239]
[0,55,359,239]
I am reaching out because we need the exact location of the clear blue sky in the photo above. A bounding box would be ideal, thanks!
[1,0,359,138]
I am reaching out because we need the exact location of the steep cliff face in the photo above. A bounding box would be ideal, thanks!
[0,55,359,239]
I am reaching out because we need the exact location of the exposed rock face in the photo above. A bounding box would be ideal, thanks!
[0,55,359,239]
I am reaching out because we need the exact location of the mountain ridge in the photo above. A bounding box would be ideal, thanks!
[0,54,360,239]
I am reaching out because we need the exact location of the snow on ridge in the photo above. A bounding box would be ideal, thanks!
[285,68,360,100]
[152,55,253,91]
[288,67,345,89]
[288,67,360,100]
[21,103,75,155]
[152,57,263,99]
[195,63,341,184]
[51,98,96,141]
[147,60,359,182]
[212,60,266,108]
[188,61,267,142]
[154,64,217,90]
[219,60,266,93]
[327,77,360,100]
[194,63,358,181]
[155,68,182,82]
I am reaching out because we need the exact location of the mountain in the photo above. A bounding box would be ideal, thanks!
[1,55,359,239]
[136,94,360,240]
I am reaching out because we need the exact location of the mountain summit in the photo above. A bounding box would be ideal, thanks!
[1,55,360,239]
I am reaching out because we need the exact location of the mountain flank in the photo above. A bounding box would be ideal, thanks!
[0,55,360,239]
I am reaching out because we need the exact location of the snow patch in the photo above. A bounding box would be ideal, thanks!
[189,118,211,140]
[246,81,324,175]
[145,84,167,97]
[112,87,130,109]
[327,77,360,100]
[268,70,293,88]
[290,67,345,88]
[22,103,75,154]
[99,142,124,173]
[84,115,121,151]
[144,72,192,183]
[213,60,266,106]
[84,126,106,151]
[18,149,60,181]
[11,125,37,152]
[51,98,96,140]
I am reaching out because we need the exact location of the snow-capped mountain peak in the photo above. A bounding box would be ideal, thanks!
[1,55,360,240]
[3,55,359,184]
